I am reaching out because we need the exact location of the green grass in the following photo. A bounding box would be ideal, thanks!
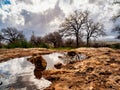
[50,47,76,50]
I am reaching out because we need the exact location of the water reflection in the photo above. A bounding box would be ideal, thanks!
[0,52,86,90]
[42,52,64,69]
[58,51,86,64]
[34,68,42,79]
[0,57,51,90]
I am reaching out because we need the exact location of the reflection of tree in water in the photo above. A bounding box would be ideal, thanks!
[59,51,86,64]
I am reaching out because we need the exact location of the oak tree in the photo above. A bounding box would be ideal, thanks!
[59,11,88,47]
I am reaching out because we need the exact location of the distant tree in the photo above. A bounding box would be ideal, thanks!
[0,33,3,42]
[113,26,120,39]
[36,37,43,45]
[0,33,3,48]
[44,31,62,48]
[30,32,37,46]
[30,32,45,47]
[85,20,105,46]
[1,27,25,43]
[59,10,88,47]
[112,1,120,39]
[64,38,76,47]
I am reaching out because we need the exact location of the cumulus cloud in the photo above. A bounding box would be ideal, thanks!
[20,0,65,38]
[0,0,120,40]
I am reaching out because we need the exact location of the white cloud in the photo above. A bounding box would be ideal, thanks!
[0,0,120,40]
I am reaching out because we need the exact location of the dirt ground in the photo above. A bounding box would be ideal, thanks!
[0,47,120,90]
[0,48,55,62]
[43,48,120,90]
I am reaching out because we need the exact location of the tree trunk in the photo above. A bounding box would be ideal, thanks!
[86,37,90,47]
[76,33,79,48]
[53,42,57,48]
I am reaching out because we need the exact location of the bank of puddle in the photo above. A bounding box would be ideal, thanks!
[0,52,86,90]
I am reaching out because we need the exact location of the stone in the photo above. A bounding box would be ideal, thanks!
[28,55,47,71]
[27,55,47,79]
[54,63,63,69]
[67,51,77,57]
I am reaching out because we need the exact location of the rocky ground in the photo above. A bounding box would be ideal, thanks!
[0,47,120,90]
[43,48,120,90]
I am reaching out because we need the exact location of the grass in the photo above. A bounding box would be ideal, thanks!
[50,47,76,50]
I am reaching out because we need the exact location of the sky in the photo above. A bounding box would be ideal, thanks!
[0,0,120,41]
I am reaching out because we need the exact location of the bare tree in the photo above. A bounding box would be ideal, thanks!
[1,27,25,43]
[30,32,37,46]
[113,0,120,5]
[85,20,105,46]
[0,33,3,47]
[59,10,88,47]
[44,31,62,48]
[112,1,120,39]
[113,26,120,39]
[30,32,44,47]
[0,33,3,41]
[64,38,76,47]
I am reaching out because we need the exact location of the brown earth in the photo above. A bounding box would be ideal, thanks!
[0,47,120,90]
[43,48,120,90]
[0,48,55,62]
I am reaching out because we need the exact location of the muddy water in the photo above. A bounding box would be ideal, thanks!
[0,52,86,90]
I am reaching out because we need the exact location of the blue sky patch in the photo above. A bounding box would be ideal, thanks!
[0,0,11,7]
[4,0,11,5]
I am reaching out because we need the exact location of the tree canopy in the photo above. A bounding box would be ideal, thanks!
[59,11,88,47]
[59,10,105,47]
[1,27,25,43]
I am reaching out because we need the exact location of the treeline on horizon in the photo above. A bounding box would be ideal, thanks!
[0,10,120,49]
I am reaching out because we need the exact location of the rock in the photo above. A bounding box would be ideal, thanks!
[28,55,47,71]
[34,68,42,79]
[54,63,63,69]
[28,55,47,79]
[67,51,77,57]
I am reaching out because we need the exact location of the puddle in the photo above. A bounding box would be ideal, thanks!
[52,52,86,64]
[42,52,64,69]
[0,57,51,90]
[0,52,86,90]
[43,52,86,68]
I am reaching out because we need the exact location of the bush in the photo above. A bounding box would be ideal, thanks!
[4,40,33,48]
[109,43,120,49]
[38,43,49,48]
